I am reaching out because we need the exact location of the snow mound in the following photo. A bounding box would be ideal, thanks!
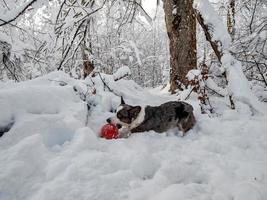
[0,72,267,200]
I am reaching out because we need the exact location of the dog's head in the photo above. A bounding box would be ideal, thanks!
[107,97,141,128]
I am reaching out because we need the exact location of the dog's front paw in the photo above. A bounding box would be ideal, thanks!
[118,127,131,138]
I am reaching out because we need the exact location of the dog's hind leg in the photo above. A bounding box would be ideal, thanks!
[177,113,196,136]
[177,123,186,137]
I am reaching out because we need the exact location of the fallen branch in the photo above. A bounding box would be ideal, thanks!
[114,73,129,81]
[97,72,123,98]
[97,72,113,92]
[113,66,131,81]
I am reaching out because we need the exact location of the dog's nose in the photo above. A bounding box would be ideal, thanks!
[116,124,122,129]
[106,118,111,123]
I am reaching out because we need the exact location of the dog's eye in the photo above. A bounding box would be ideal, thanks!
[117,113,122,118]
[110,109,116,113]
[121,110,128,117]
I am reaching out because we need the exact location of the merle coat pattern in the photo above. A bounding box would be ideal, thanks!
[107,97,196,137]
[130,101,195,134]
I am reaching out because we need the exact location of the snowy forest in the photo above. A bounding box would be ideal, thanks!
[0,0,267,200]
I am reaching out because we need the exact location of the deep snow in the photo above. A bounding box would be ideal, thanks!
[0,72,267,200]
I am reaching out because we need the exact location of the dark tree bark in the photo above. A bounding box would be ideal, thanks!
[0,41,19,81]
[227,0,235,41]
[81,44,94,79]
[162,0,197,93]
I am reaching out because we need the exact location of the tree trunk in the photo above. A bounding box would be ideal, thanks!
[227,0,235,41]
[81,43,94,79]
[162,0,197,93]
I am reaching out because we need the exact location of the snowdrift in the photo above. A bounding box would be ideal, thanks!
[0,72,267,200]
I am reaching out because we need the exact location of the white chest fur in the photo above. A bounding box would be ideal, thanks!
[129,106,146,130]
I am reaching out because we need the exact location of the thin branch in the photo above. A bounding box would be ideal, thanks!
[57,19,86,70]
[249,0,258,34]
[0,0,38,26]
[97,72,113,92]
[205,86,225,97]
[2,0,10,10]
[251,55,267,86]
[184,88,194,100]
[2,55,19,81]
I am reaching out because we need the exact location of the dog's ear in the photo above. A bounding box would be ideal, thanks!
[121,96,125,105]
[129,106,141,120]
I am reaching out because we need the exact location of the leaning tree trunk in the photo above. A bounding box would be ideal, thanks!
[163,0,197,93]
[194,0,266,113]
[195,12,235,109]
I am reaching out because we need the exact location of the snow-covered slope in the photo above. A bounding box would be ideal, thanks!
[0,72,267,200]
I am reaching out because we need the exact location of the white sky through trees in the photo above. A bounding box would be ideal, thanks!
[142,0,158,17]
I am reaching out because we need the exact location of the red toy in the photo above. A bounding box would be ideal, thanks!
[100,124,119,139]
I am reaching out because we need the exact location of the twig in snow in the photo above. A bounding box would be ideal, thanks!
[97,72,121,97]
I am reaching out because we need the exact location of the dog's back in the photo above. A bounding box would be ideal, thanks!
[131,101,195,134]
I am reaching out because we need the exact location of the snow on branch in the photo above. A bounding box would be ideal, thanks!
[113,66,131,81]
[194,0,267,113]
[194,0,231,50]
[0,0,38,26]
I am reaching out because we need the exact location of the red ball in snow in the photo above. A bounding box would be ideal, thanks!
[100,124,119,139]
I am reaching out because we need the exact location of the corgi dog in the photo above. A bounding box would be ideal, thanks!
[107,97,196,137]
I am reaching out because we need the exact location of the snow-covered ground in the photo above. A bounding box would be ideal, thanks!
[0,72,267,200]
